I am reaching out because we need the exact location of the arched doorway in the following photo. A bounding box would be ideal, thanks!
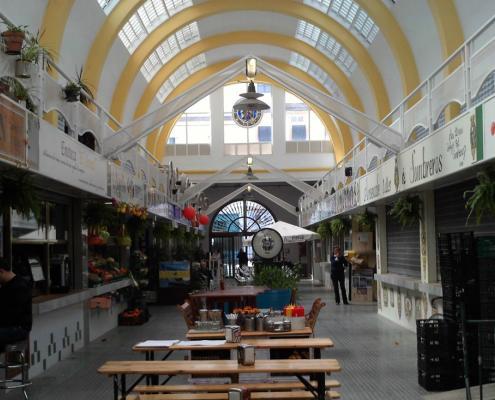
[210,199,276,277]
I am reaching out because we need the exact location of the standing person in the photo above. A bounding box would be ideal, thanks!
[237,248,248,268]
[0,258,32,351]
[330,246,349,305]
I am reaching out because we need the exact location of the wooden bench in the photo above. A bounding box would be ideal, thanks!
[134,379,340,393]
[135,391,340,399]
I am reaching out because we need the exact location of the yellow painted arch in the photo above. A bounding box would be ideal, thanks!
[86,0,390,120]
[110,32,377,129]
[131,33,363,147]
[40,0,75,77]
[144,60,348,160]
[354,0,420,101]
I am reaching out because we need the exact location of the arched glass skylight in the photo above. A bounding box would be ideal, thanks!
[156,53,207,101]
[141,22,201,81]
[295,20,356,76]
[289,52,343,100]
[115,0,193,53]
[303,0,379,45]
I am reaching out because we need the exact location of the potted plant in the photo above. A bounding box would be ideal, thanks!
[330,217,347,237]
[389,195,422,227]
[254,265,301,309]
[1,76,36,112]
[63,67,94,104]
[464,169,495,224]
[15,30,55,79]
[63,81,80,102]
[1,22,27,55]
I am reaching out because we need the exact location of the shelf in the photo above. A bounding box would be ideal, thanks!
[32,278,132,316]
[374,273,442,297]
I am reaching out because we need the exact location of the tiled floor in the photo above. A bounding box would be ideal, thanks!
[6,283,427,399]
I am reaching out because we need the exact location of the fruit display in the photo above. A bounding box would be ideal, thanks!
[112,198,148,220]
[88,256,129,287]
[233,306,261,315]
[283,304,305,317]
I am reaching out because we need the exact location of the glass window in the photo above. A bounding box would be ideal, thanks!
[258,126,272,143]
[168,96,211,145]
[292,125,307,141]
[285,91,328,141]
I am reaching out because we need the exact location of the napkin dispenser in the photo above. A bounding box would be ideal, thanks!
[237,344,255,366]
[225,325,241,343]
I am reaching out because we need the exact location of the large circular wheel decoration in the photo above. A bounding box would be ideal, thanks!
[232,108,263,128]
[252,228,283,260]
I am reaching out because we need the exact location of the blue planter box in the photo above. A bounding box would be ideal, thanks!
[256,288,291,310]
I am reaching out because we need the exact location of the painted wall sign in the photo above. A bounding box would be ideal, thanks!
[108,163,145,205]
[0,96,27,164]
[302,106,486,226]
[38,121,107,196]
[483,96,495,160]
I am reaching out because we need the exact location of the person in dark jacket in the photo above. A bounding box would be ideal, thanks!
[0,258,32,351]
[330,246,349,305]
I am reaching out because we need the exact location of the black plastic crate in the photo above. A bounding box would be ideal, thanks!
[418,369,464,391]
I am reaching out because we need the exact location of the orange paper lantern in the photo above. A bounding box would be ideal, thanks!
[198,214,210,225]
[183,206,196,220]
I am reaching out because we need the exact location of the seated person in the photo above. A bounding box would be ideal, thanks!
[0,258,32,352]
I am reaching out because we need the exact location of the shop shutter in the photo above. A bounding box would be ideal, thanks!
[435,179,495,234]
[386,209,421,277]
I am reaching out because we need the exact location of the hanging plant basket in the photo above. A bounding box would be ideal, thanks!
[464,169,495,224]
[116,235,132,247]
[389,195,422,227]
[15,59,33,79]
[356,210,376,232]
[0,170,40,220]
[317,221,332,239]
[330,218,347,237]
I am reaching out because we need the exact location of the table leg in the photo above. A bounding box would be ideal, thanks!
[113,375,119,400]
[316,372,325,400]
[314,348,321,359]
[121,374,126,400]
[145,351,150,385]
[150,351,159,385]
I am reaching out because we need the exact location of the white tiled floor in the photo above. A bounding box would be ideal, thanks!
[5,283,427,399]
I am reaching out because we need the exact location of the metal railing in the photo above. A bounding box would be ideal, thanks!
[300,14,495,221]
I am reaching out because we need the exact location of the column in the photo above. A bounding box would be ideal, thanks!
[375,205,388,274]
[420,190,437,283]
[210,88,224,159]
[271,86,285,157]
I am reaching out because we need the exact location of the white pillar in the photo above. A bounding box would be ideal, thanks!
[210,88,224,159]
[420,190,437,283]
[271,86,285,157]
[375,205,388,274]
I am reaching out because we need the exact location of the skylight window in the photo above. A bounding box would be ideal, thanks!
[97,0,119,14]
[157,54,207,102]
[140,23,200,81]
[295,20,321,46]
[303,0,380,45]
[115,0,194,53]
[290,53,310,72]
[290,52,343,100]
[296,21,357,76]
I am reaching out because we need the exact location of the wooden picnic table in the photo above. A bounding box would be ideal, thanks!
[189,286,269,309]
[98,358,341,400]
[186,326,313,340]
[133,337,333,360]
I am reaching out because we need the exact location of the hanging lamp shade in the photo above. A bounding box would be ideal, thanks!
[232,81,270,113]
[198,214,210,225]
[183,206,196,221]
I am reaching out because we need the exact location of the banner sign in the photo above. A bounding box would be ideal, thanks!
[38,121,107,196]
[0,96,27,164]
[302,107,485,226]
[159,261,190,288]
[108,163,145,205]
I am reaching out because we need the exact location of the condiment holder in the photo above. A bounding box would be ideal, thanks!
[237,344,255,366]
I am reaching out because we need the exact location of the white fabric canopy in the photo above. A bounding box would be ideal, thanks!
[244,221,319,245]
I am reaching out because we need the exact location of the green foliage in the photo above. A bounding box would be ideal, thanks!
[0,170,40,220]
[254,265,301,290]
[153,220,172,240]
[126,215,148,240]
[75,67,94,104]
[464,169,495,224]
[20,30,55,64]
[389,195,422,227]
[330,218,347,237]
[84,201,114,228]
[356,210,375,231]
[317,221,332,239]
[1,22,27,33]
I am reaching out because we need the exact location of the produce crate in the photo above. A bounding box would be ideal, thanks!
[118,309,149,326]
